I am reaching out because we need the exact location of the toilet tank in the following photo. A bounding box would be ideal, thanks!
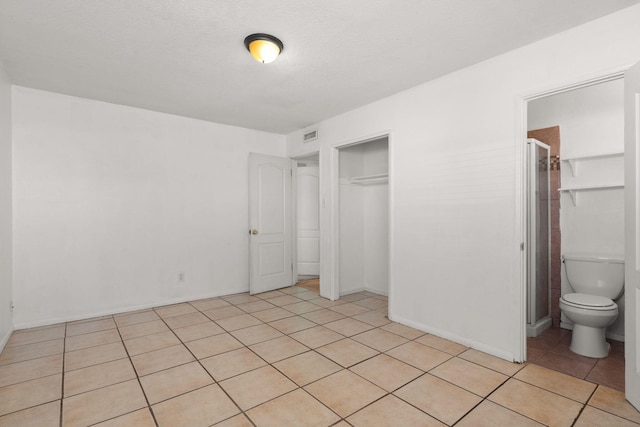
[563,254,625,299]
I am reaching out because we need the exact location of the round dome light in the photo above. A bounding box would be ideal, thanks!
[244,33,284,64]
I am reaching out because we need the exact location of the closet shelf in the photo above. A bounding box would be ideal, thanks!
[347,173,388,185]
[562,152,623,177]
[558,183,624,206]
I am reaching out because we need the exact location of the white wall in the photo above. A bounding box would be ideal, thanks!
[0,62,13,349]
[529,79,625,339]
[12,87,285,328]
[287,5,640,361]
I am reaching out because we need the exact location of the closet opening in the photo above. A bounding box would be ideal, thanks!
[335,135,390,301]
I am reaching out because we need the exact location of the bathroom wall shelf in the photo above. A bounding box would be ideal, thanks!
[558,183,624,206]
[562,152,623,177]
[347,173,388,185]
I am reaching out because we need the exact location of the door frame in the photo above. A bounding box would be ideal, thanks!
[329,131,393,310]
[515,67,628,362]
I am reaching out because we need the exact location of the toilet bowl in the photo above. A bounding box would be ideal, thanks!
[560,254,624,358]
[559,293,618,358]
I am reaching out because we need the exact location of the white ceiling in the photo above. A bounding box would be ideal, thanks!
[1,0,638,134]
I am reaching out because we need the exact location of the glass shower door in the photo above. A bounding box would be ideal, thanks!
[527,139,551,337]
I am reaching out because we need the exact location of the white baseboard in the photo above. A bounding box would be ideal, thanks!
[527,317,552,337]
[340,287,388,297]
[12,287,248,331]
[390,314,519,363]
[340,287,366,296]
[364,288,389,297]
[0,325,14,353]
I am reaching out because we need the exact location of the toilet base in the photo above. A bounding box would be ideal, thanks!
[570,324,610,358]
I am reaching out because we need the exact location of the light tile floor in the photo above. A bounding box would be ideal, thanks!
[1,286,639,426]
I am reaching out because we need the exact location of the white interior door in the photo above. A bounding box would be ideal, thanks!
[625,61,640,410]
[249,153,293,294]
[297,164,320,275]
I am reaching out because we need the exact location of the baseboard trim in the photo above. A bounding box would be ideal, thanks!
[340,287,366,296]
[365,288,388,297]
[390,314,518,363]
[12,287,248,331]
[527,317,552,337]
[340,287,388,297]
[0,325,14,353]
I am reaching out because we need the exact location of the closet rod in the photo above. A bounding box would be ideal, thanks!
[347,173,388,184]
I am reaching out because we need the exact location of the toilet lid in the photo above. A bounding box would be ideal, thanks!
[562,293,615,308]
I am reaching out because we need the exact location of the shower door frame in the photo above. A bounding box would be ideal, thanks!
[526,138,552,337]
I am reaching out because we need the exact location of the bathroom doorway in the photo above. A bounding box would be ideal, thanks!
[527,78,625,341]
[523,76,626,390]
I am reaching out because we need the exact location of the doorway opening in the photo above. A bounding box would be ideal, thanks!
[523,77,625,391]
[294,152,320,294]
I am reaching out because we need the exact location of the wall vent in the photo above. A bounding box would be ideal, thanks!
[303,129,318,142]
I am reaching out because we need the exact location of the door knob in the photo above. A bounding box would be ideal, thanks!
[251,229,259,235]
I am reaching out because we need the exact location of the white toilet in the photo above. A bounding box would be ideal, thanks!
[559,254,624,358]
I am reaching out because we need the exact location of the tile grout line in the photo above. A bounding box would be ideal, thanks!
[583,357,601,382]
[205,291,391,423]
[192,292,382,425]
[112,316,161,427]
[379,354,473,425]
[59,322,67,427]
[327,323,524,426]
[220,292,375,423]
[283,298,463,425]
[569,385,601,427]
[69,316,166,426]
[222,293,354,425]
[162,301,259,426]
[477,362,596,427]
[451,374,527,426]
[237,291,412,425]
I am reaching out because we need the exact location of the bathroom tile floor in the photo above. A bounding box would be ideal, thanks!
[0,287,638,426]
[527,325,625,392]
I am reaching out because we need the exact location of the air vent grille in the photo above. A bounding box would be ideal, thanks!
[303,130,318,142]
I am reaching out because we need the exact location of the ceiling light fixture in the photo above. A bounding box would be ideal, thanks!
[244,33,283,64]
